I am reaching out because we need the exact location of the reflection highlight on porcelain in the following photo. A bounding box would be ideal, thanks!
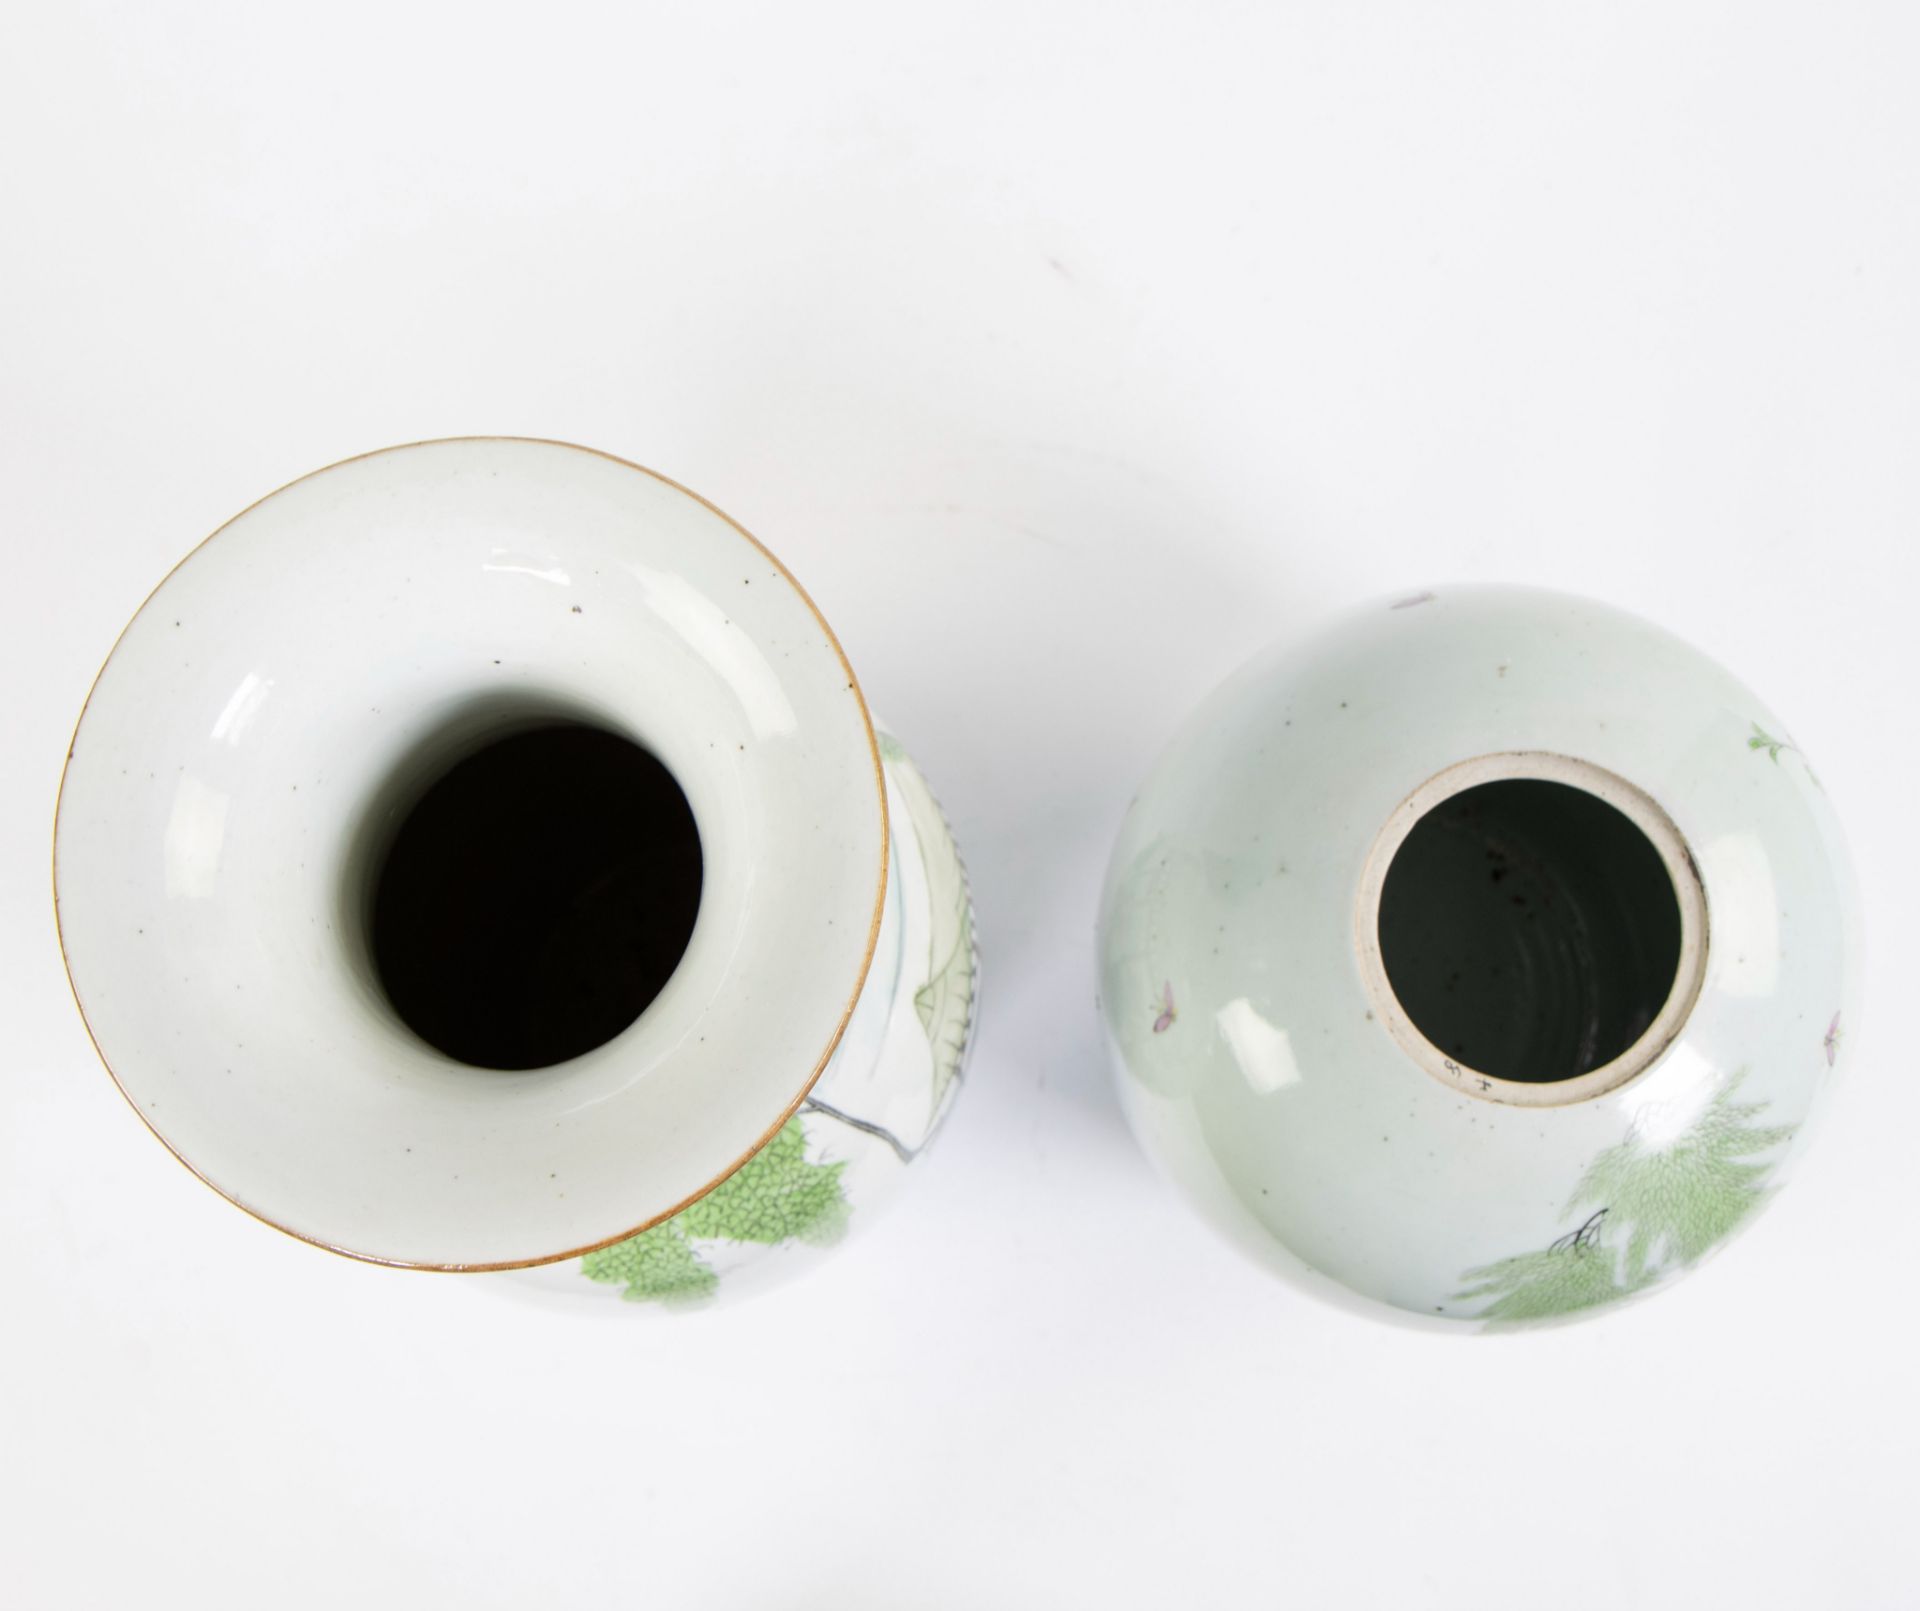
[162,776,229,899]
[1694,831,1781,998]
[1216,997,1300,1094]
[210,672,274,745]
[628,562,800,739]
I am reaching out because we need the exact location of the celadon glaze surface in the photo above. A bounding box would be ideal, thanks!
[1098,587,1857,1329]
[509,732,976,1307]
[54,438,976,1279]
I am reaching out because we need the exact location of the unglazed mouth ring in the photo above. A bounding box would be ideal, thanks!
[1353,750,1710,1109]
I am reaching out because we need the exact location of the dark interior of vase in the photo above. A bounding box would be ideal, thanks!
[1375,778,1683,1084]
[369,723,702,1070]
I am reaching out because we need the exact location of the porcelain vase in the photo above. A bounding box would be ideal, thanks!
[55,437,977,1308]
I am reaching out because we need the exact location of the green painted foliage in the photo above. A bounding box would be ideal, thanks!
[1456,1071,1795,1324]
[1748,722,1790,762]
[1568,1079,1792,1288]
[1454,1222,1643,1323]
[678,1119,850,1248]
[580,1119,848,1305]
[581,1221,719,1306]
[1748,719,1822,790]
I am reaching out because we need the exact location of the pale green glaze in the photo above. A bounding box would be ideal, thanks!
[1098,587,1857,1329]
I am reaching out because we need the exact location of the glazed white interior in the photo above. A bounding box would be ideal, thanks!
[55,440,886,1268]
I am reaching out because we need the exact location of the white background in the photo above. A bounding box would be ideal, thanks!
[3,4,1916,1606]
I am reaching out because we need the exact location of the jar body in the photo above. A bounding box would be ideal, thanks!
[1098,587,1857,1328]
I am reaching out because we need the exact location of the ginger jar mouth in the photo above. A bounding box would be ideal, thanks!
[1354,749,1711,1110]
[53,438,889,1272]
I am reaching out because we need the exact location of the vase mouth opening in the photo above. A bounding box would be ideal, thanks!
[1355,751,1709,1108]
[346,702,705,1073]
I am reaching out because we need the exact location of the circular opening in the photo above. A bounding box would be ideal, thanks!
[1358,754,1707,1105]
[368,722,703,1070]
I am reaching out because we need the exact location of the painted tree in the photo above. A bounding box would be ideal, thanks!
[1452,1210,1640,1323]
[581,1119,849,1306]
[1570,1075,1794,1289]
[1455,1071,1795,1324]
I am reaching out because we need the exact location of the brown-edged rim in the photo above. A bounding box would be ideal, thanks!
[51,435,891,1272]
[1353,750,1710,1109]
